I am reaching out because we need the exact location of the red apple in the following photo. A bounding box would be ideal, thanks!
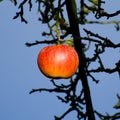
[37,44,79,79]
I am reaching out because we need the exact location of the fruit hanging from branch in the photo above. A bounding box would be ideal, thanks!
[37,44,79,79]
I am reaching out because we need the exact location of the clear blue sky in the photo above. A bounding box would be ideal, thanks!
[0,1,120,120]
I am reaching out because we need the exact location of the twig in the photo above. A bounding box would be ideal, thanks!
[29,87,67,94]
[25,39,57,47]
[13,0,33,23]
[88,60,120,74]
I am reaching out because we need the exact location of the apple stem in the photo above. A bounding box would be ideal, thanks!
[55,18,61,45]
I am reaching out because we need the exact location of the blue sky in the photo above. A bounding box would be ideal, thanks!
[0,1,120,120]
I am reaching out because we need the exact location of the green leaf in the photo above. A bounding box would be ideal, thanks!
[0,0,3,2]
[113,100,120,109]
[62,39,74,47]
[88,0,99,5]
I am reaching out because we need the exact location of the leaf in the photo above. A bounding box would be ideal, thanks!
[63,39,74,47]
[88,0,99,5]
[0,0,3,2]
[113,100,120,109]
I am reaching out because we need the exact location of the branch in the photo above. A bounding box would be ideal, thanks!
[84,28,120,48]
[55,107,85,120]
[84,29,113,44]
[99,10,120,19]
[65,0,95,119]
[29,87,67,94]
[25,39,57,47]
[85,20,120,25]
[10,0,17,6]
[13,0,33,23]
[88,60,120,74]
[95,110,120,119]
[13,5,28,23]
[87,73,99,83]
[28,0,32,11]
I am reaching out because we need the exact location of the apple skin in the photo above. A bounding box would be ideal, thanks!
[37,44,79,79]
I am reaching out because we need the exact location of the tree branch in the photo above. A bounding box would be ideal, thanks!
[65,0,95,119]
[25,39,57,47]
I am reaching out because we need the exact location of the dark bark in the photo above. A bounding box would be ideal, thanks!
[65,0,95,119]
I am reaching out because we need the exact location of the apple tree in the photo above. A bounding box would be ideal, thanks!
[6,0,120,119]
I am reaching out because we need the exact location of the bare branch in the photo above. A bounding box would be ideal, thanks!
[25,39,57,47]
[29,87,66,94]
[13,0,33,23]
[99,10,120,19]
[88,60,120,74]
